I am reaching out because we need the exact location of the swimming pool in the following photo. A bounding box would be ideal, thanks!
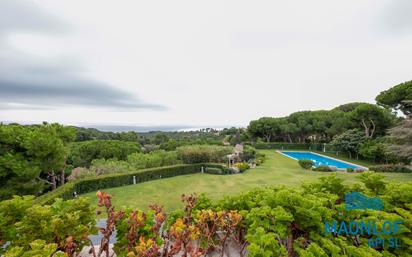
[280,151,364,169]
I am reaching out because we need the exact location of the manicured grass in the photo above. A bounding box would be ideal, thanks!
[82,150,412,211]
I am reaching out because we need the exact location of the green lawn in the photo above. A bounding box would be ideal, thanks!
[82,150,412,211]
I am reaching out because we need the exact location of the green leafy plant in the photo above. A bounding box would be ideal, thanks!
[312,165,334,172]
[2,174,412,257]
[176,145,232,164]
[234,162,250,172]
[298,159,314,169]
[4,240,67,257]
[0,196,95,256]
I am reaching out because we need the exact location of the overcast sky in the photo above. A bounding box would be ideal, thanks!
[0,0,411,130]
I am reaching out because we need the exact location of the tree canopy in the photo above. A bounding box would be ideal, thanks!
[349,103,396,138]
[386,119,412,164]
[331,129,366,158]
[68,140,141,168]
[0,123,75,200]
[376,80,412,117]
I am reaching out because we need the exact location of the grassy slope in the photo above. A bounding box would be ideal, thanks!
[82,150,412,211]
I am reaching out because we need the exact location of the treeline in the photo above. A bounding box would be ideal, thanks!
[248,81,412,164]
[0,122,240,200]
[73,126,223,145]
[0,120,242,200]
[248,103,397,144]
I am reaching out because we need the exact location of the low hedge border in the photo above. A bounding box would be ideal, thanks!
[37,163,232,204]
[369,164,412,173]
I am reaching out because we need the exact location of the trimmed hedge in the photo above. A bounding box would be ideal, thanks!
[73,164,202,194]
[204,167,223,174]
[37,183,76,204]
[202,163,235,174]
[37,163,231,204]
[369,164,412,173]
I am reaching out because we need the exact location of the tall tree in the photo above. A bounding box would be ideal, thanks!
[287,111,312,143]
[349,103,396,138]
[152,133,169,145]
[376,80,412,118]
[331,129,366,159]
[248,117,280,142]
[0,124,69,199]
[279,119,299,143]
[47,123,76,186]
[386,119,412,164]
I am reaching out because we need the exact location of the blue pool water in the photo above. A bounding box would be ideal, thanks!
[281,151,361,169]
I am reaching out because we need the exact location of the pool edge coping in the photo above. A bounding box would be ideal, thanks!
[276,150,369,170]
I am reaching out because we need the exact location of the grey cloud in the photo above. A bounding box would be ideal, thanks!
[0,0,166,111]
[0,0,66,35]
[0,79,166,111]
[381,0,412,33]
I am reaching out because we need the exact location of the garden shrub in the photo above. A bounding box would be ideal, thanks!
[240,145,257,162]
[90,158,132,175]
[369,164,412,173]
[203,163,235,174]
[357,172,386,195]
[67,151,181,181]
[216,176,412,256]
[354,167,367,173]
[255,157,266,166]
[0,196,95,254]
[127,150,180,169]
[204,167,222,174]
[68,140,141,167]
[3,239,66,257]
[233,162,250,172]
[312,165,334,172]
[346,167,354,173]
[328,166,338,171]
[176,145,232,164]
[67,167,95,181]
[298,159,314,169]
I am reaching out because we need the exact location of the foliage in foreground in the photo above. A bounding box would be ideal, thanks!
[0,196,95,256]
[1,173,411,257]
